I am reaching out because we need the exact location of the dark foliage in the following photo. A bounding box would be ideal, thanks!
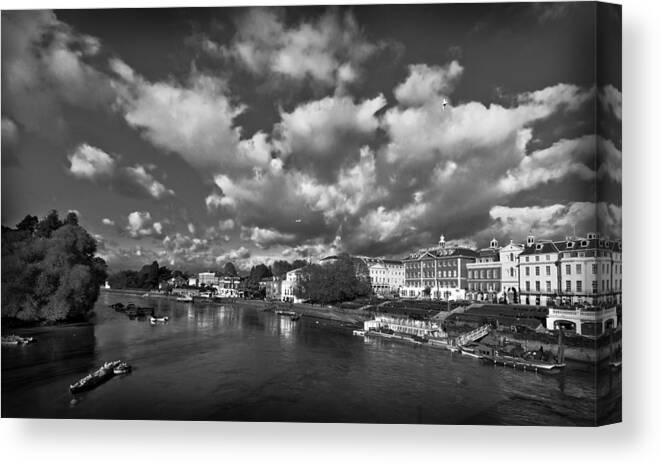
[297,254,372,305]
[223,262,238,277]
[2,210,107,323]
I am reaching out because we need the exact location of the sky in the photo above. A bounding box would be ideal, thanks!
[1,3,622,273]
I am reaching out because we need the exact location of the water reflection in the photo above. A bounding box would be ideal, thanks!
[1,291,620,424]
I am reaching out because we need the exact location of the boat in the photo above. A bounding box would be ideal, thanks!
[113,362,132,375]
[483,352,566,373]
[176,295,193,302]
[353,330,366,337]
[459,346,484,359]
[109,302,125,311]
[69,360,128,394]
[149,311,169,324]
[290,313,301,321]
[2,335,35,345]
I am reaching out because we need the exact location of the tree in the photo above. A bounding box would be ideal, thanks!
[223,262,238,277]
[36,210,63,238]
[2,214,107,323]
[16,215,38,234]
[298,254,372,305]
[138,261,160,289]
[64,211,79,226]
[292,259,308,269]
[271,260,293,277]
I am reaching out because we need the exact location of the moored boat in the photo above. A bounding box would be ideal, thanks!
[1,335,35,345]
[113,362,132,375]
[176,295,193,302]
[69,360,129,394]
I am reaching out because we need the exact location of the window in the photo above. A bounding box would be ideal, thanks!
[510,253,514,261]
[576,264,582,274]
[535,281,540,292]
[525,281,530,292]
[510,267,515,277]
[546,281,552,292]
[566,264,571,275]
[566,280,571,292]
[525,256,529,262]
[592,281,598,293]
[592,264,598,274]
[535,255,540,261]
[535,266,540,276]
[546,265,551,275]
[546,255,550,261]
[576,281,582,292]
[525,266,530,276]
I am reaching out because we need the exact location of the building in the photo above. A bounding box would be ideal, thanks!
[518,232,622,307]
[260,276,282,301]
[355,257,405,296]
[401,235,477,300]
[187,277,198,287]
[466,238,501,302]
[556,233,622,306]
[500,240,524,303]
[213,276,241,298]
[517,234,561,306]
[197,272,216,286]
[281,267,308,303]
[546,305,618,336]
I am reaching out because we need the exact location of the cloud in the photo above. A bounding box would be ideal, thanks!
[67,143,116,179]
[123,164,175,199]
[102,218,115,226]
[1,117,19,146]
[600,84,621,121]
[478,202,621,243]
[497,135,597,194]
[243,226,296,248]
[274,93,385,181]
[1,11,114,138]
[217,219,236,231]
[225,8,378,90]
[394,61,464,107]
[126,211,163,238]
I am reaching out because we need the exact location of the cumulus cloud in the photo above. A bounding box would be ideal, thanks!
[67,143,116,179]
[225,8,377,90]
[394,61,464,107]
[126,211,163,238]
[102,218,115,226]
[123,164,175,199]
[600,84,621,121]
[1,11,114,137]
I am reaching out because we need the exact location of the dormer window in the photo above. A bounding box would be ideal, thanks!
[567,241,574,248]
[605,241,610,248]
[581,240,588,247]
[535,244,543,251]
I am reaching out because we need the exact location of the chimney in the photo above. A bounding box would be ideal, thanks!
[439,234,446,248]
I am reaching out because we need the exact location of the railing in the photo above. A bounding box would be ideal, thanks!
[456,324,491,346]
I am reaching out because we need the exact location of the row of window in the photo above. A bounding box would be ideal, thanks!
[468,269,501,279]
[523,279,621,294]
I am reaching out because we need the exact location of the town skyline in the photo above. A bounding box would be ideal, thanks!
[2,4,622,272]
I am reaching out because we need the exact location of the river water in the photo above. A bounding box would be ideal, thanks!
[2,291,621,425]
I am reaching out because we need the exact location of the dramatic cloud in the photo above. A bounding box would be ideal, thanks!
[394,61,464,107]
[67,143,116,179]
[1,11,114,137]
[102,218,115,226]
[126,211,164,238]
[67,143,174,200]
[599,84,622,121]
[225,8,377,90]
[123,165,175,199]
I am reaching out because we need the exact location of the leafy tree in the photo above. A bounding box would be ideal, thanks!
[138,261,160,289]
[292,259,308,269]
[16,215,38,234]
[2,212,107,323]
[298,254,372,305]
[271,260,293,277]
[223,262,238,277]
[64,211,79,226]
[36,210,63,238]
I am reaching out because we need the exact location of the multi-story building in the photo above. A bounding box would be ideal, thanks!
[401,235,477,300]
[500,240,524,303]
[466,239,501,302]
[518,232,622,306]
[556,232,622,305]
[260,276,282,301]
[197,272,216,286]
[281,267,308,303]
[518,234,561,306]
[355,257,405,296]
[214,276,241,297]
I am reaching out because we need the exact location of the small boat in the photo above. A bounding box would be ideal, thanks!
[1,335,35,345]
[69,360,128,394]
[290,313,301,321]
[150,311,169,324]
[109,302,125,311]
[352,330,366,337]
[113,362,132,375]
[176,295,193,302]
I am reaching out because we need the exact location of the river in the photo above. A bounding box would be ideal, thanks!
[2,291,621,425]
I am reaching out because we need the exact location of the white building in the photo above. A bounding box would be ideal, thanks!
[500,240,524,302]
[281,267,308,303]
[518,234,561,306]
[188,277,198,287]
[546,305,618,336]
[358,258,405,296]
[198,272,216,286]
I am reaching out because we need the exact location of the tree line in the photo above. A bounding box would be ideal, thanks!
[296,254,372,305]
[2,210,108,323]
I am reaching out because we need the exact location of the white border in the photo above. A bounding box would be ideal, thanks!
[2,0,660,464]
